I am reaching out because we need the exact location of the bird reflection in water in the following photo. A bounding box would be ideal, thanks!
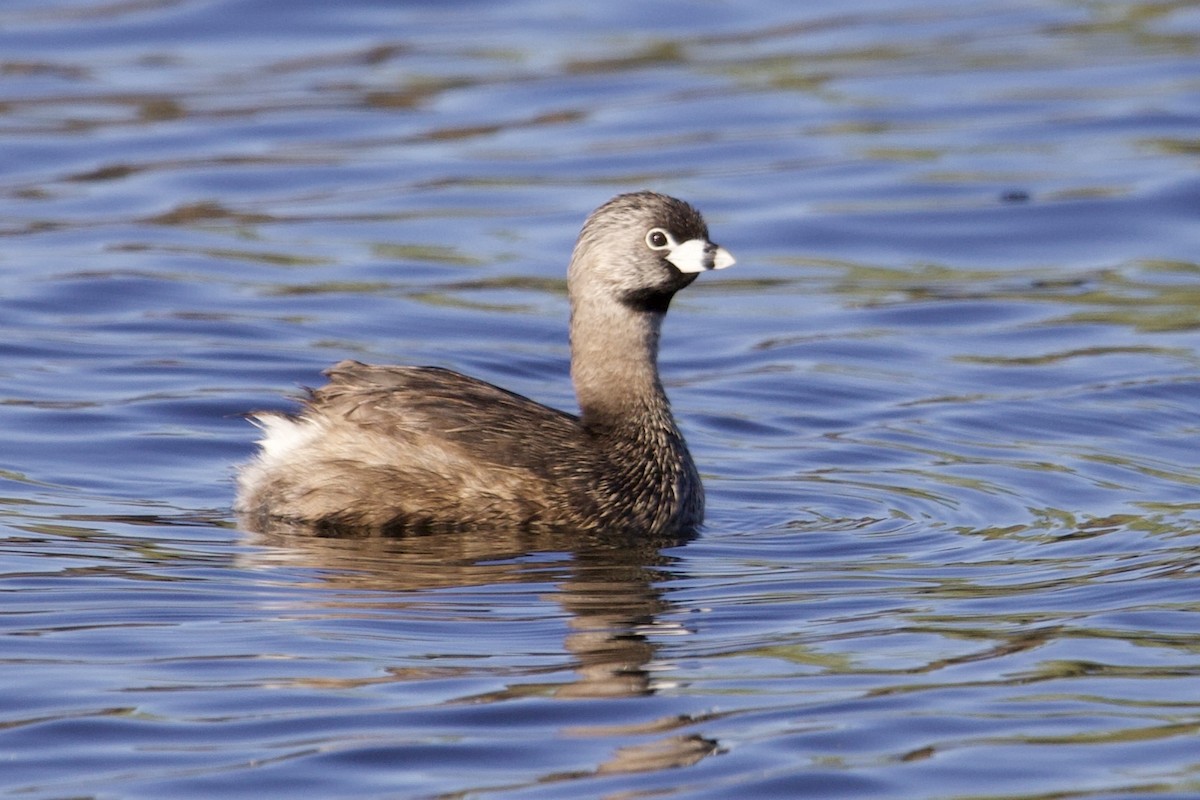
[241,516,720,777]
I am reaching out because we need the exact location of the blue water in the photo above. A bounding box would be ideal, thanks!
[2,1,1199,797]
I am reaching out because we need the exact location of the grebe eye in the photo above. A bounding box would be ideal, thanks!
[646,228,673,250]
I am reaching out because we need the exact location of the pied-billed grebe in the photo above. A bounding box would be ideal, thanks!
[235,191,734,535]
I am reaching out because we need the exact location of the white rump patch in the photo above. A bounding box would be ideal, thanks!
[251,413,325,465]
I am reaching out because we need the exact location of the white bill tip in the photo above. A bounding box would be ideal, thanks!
[666,238,736,274]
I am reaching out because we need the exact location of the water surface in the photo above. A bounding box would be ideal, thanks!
[1,1,1199,798]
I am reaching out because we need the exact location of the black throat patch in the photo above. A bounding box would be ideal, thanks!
[620,286,675,314]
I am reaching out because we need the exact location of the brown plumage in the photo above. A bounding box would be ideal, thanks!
[235,191,734,535]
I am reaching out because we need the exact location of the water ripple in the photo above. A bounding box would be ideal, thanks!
[1,1,1199,798]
